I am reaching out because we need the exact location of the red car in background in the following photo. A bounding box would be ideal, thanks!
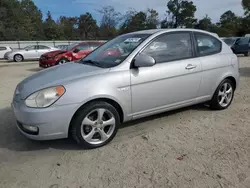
[39,41,104,68]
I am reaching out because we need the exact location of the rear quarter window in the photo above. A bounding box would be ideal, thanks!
[194,32,222,56]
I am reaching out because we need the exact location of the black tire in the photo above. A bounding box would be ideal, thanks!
[209,79,235,110]
[56,57,69,65]
[244,52,249,57]
[14,54,24,62]
[71,101,120,149]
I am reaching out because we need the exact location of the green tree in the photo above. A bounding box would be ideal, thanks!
[146,9,159,29]
[78,13,99,39]
[98,6,121,39]
[43,11,62,40]
[19,0,44,40]
[165,0,197,28]
[119,9,159,34]
[195,15,213,30]
[59,16,78,40]
[0,0,23,40]
[242,0,250,15]
[217,10,242,36]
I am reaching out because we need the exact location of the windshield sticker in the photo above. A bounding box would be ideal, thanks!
[124,38,141,43]
[115,59,121,63]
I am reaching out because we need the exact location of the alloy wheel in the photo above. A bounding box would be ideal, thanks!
[15,55,23,62]
[217,82,233,107]
[80,108,116,145]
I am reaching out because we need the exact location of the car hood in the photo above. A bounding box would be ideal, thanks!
[17,62,109,99]
[42,50,67,57]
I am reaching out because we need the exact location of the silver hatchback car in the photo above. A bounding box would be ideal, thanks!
[12,29,239,148]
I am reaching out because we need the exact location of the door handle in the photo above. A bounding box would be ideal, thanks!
[185,64,197,70]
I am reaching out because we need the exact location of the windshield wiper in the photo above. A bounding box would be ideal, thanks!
[80,60,102,68]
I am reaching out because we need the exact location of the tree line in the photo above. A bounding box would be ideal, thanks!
[1,0,250,41]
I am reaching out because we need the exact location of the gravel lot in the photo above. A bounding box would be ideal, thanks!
[0,58,250,188]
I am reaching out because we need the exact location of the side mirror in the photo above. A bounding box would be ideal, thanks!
[25,49,29,51]
[133,54,156,68]
[73,49,80,53]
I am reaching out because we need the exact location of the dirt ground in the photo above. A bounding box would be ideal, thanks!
[0,58,250,188]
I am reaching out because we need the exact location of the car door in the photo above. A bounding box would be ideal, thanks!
[24,45,39,59]
[130,31,202,117]
[72,43,90,59]
[234,37,249,53]
[37,45,51,57]
[193,31,229,98]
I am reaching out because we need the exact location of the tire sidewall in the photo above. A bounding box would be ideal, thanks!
[56,58,69,65]
[212,79,235,110]
[14,54,23,62]
[72,102,120,149]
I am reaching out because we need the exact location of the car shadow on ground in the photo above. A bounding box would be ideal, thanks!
[27,67,43,72]
[0,104,210,152]
[239,67,250,77]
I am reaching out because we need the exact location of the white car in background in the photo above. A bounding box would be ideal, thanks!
[4,45,59,62]
[0,46,12,59]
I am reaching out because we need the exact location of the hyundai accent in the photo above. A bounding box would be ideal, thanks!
[12,29,239,148]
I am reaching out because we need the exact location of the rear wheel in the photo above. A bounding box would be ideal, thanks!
[244,51,250,56]
[209,79,235,110]
[71,101,120,149]
[56,57,69,65]
[14,54,23,62]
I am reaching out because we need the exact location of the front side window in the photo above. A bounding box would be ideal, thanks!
[75,44,89,51]
[0,47,7,51]
[78,33,150,68]
[194,32,221,56]
[24,45,36,50]
[236,37,249,45]
[67,42,79,51]
[141,32,193,63]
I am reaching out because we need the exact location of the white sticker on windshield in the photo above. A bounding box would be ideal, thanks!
[124,38,141,43]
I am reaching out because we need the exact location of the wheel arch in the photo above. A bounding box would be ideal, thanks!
[13,53,24,61]
[225,76,237,89]
[68,97,124,136]
[212,75,237,97]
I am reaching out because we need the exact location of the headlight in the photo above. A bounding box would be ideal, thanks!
[25,86,65,108]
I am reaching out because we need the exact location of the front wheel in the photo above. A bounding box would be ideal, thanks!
[14,54,23,62]
[56,57,69,65]
[209,79,235,110]
[244,51,250,56]
[71,101,120,149]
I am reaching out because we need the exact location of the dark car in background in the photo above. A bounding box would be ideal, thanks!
[230,37,250,56]
[39,41,104,68]
[222,37,239,47]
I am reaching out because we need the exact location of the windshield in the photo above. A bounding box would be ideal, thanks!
[67,42,79,51]
[24,45,35,50]
[223,38,236,46]
[78,33,150,68]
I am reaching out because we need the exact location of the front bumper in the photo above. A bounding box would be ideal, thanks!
[39,58,57,68]
[12,99,79,140]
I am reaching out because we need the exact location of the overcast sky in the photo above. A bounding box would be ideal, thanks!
[33,0,244,23]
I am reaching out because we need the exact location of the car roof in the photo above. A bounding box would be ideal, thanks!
[128,28,219,37]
